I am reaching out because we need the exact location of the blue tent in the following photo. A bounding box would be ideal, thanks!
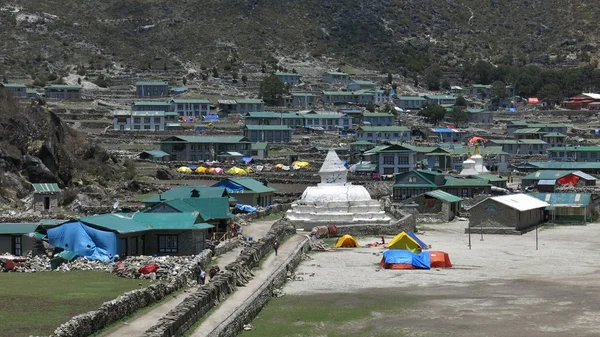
[406,230,427,249]
[47,222,118,262]
[241,156,254,164]
[215,180,246,193]
[188,165,198,170]
[381,250,430,269]
[236,204,257,213]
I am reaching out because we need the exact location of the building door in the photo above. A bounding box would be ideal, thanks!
[141,235,146,255]
[12,236,22,256]
[130,236,138,256]
[44,197,50,211]
[120,238,128,257]
[120,125,124,131]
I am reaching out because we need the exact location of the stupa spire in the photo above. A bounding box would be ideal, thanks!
[319,149,348,185]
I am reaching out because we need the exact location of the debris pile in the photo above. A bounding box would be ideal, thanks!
[272,288,285,297]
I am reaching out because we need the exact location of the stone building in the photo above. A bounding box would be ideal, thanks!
[32,183,60,213]
[468,194,548,233]
[0,83,27,98]
[159,136,252,161]
[411,190,463,222]
[136,81,169,97]
[44,84,82,100]
[0,223,39,256]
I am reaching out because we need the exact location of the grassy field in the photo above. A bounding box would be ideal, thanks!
[0,271,152,337]
[241,292,417,337]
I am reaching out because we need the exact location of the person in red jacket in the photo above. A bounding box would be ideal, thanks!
[273,240,280,256]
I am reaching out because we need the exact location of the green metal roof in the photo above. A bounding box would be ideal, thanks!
[81,213,213,234]
[425,190,463,203]
[131,111,166,116]
[251,142,268,150]
[32,183,60,193]
[160,197,233,220]
[170,87,189,92]
[548,146,600,152]
[244,125,291,131]
[350,80,376,85]
[357,126,410,132]
[466,108,486,113]
[162,136,251,144]
[425,95,456,100]
[45,84,81,89]
[133,101,171,106]
[443,177,491,187]
[489,139,547,145]
[236,99,264,104]
[275,72,301,77]
[325,71,348,76]
[526,123,568,128]
[351,140,375,145]
[513,128,542,134]
[142,186,228,203]
[290,92,318,96]
[542,132,566,137]
[475,173,508,182]
[1,83,27,88]
[522,162,600,170]
[354,163,378,172]
[213,178,276,194]
[0,223,39,235]
[362,112,394,117]
[472,84,492,88]
[523,170,576,180]
[245,111,279,118]
[141,150,170,157]
[136,81,168,86]
[172,99,210,104]
[304,112,349,119]
[527,193,592,206]
[396,96,427,101]
[26,89,38,94]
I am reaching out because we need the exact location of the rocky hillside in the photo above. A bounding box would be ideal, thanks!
[0,0,598,79]
[0,93,120,205]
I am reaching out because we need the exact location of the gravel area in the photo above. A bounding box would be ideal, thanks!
[285,220,600,295]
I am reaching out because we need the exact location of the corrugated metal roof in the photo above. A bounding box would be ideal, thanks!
[573,171,597,181]
[172,99,210,104]
[425,190,463,203]
[160,197,233,221]
[357,126,410,132]
[443,177,491,187]
[537,179,557,185]
[142,186,228,203]
[244,125,291,130]
[133,101,171,106]
[475,174,508,182]
[141,150,169,157]
[245,111,279,118]
[236,99,264,104]
[80,212,213,234]
[0,223,39,235]
[490,194,549,211]
[548,146,600,152]
[528,193,592,206]
[163,136,251,143]
[213,178,275,194]
[523,170,574,180]
[251,142,268,150]
[32,183,60,193]
[136,81,168,86]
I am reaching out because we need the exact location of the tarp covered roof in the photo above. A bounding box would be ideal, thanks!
[212,178,275,194]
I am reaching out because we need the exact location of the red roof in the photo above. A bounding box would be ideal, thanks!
[528,98,540,104]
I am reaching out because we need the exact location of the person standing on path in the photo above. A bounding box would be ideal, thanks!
[273,240,280,256]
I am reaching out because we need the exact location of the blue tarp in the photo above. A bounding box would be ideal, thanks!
[205,115,219,120]
[215,180,246,193]
[236,204,257,213]
[509,108,516,112]
[341,160,348,168]
[406,230,427,249]
[432,128,455,133]
[382,250,431,269]
[241,157,253,164]
[47,221,118,262]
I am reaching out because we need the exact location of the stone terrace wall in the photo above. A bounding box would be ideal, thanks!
[144,219,297,337]
[51,250,213,337]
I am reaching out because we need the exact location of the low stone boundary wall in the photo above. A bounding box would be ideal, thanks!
[51,250,213,337]
[210,238,311,337]
[334,214,416,236]
[144,219,296,337]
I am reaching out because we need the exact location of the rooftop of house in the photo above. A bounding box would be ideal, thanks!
[322,91,375,96]
[244,125,292,131]
[251,142,268,150]
[487,194,549,212]
[133,101,172,106]
[80,212,213,234]
[443,176,491,187]
[350,80,376,85]
[245,111,280,119]
[513,128,544,134]
[542,132,567,137]
[474,173,508,182]
[519,162,600,170]
[142,185,230,203]
[396,96,427,101]
[425,190,464,203]
[489,139,548,145]
[156,197,233,220]
[424,95,456,100]
[466,108,487,113]
[357,126,410,132]
[140,150,170,158]
[548,146,600,152]
[135,81,169,86]
[527,193,592,206]
[171,98,211,104]
[212,177,275,194]
[161,136,251,144]
[362,112,394,117]
[275,72,301,77]
[350,140,376,145]
[1,83,27,88]
[523,170,595,181]
[45,84,81,89]
[290,92,319,96]
[236,99,264,104]
[325,71,348,76]
[0,223,40,235]
[32,183,60,193]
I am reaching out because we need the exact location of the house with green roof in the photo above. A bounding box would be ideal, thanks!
[516,162,600,174]
[487,139,548,155]
[244,111,281,125]
[424,94,456,105]
[350,140,376,153]
[347,79,377,90]
[392,170,491,200]
[171,98,211,117]
[44,84,82,100]
[243,125,292,143]
[541,132,567,148]
[362,112,394,126]
[113,110,176,131]
[160,136,252,161]
[236,99,265,114]
[423,145,509,172]
[322,71,350,84]
[322,91,375,105]
[0,223,42,256]
[141,185,232,205]
[548,146,600,162]
[356,125,411,143]
[145,197,233,232]
[363,144,418,175]
[32,183,60,213]
[136,81,169,97]
[251,142,269,159]
[393,96,427,110]
[466,108,494,124]
[139,150,170,162]
[506,121,568,136]
[275,72,302,85]
[132,101,172,112]
[410,190,463,221]
[528,193,594,223]
[285,92,319,108]
[0,83,27,98]
[301,111,353,130]
[521,170,596,191]
[212,178,276,207]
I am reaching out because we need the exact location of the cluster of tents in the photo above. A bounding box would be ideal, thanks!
[176,166,253,175]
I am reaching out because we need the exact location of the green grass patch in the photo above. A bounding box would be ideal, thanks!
[241,292,416,337]
[0,271,153,337]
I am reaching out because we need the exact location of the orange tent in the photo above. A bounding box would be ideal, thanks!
[557,174,579,186]
[429,251,452,268]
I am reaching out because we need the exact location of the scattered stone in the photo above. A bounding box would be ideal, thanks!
[243,324,254,331]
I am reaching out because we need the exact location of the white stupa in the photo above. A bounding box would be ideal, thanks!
[286,149,391,230]
[459,149,479,176]
[471,144,489,173]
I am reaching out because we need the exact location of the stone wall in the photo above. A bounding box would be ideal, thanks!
[144,219,296,337]
[50,250,213,337]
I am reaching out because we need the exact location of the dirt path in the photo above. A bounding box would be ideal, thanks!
[102,218,281,337]
[188,234,306,337]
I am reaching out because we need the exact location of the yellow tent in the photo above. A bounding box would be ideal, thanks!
[227,167,247,175]
[335,234,360,248]
[245,167,255,174]
[195,166,208,173]
[292,161,310,167]
[386,232,421,253]
[177,166,192,173]
[275,163,284,169]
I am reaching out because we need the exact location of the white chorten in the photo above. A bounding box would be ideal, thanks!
[286,149,391,230]
[471,145,489,173]
[459,149,479,176]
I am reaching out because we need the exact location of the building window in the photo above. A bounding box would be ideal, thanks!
[154,117,161,123]
[399,156,409,165]
[134,125,141,130]
[12,236,22,256]
[144,117,151,123]
[134,117,141,123]
[408,177,417,183]
[158,235,178,253]
[383,167,395,175]
[392,189,403,200]
[143,125,151,130]
[383,156,394,165]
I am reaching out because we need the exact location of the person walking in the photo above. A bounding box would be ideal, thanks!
[197,263,206,285]
[273,240,280,256]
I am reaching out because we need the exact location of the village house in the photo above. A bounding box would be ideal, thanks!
[392,171,492,201]
[475,173,508,189]
[347,80,377,91]
[171,99,211,117]
[275,72,302,85]
[362,144,417,175]
[350,140,375,153]
[394,96,427,110]
[212,177,276,207]
[32,183,60,213]
[321,71,350,84]
[302,111,352,130]
[285,93,318,108]
[423,145,509,172]
[506,121,568,136]
[236,99,265,114]
[136,81,169,97]
[170,87,189,96]
[244,111,281,125]
[251,142,269,159]
[410,190,463,222]
[528,193,595,223]
[0,83,27,98]
[466,108,494,124]
[355,126,411,143]
[217,100,237,115]
[541,133,567,148]
[113,111,177,131]
[521,170,596,192]
[468,194,548,233]
[548,146,600,162]
[365,89,388,104]
[322,91,375,105]
[138,150,170,162]
[26,88,38,99]
[243,125,292,143]
[132,101,172,112]
[424,94,456,106]
[159,136,252,161]
[516,162,600,175]
[487,139,548,155]
[141,185,232,206]
[362,112,394,126]
[561,93,600,110]
[44,84,82,100]
[0,223,42,256]
[430,128,467,143]
[144,197,233,232]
